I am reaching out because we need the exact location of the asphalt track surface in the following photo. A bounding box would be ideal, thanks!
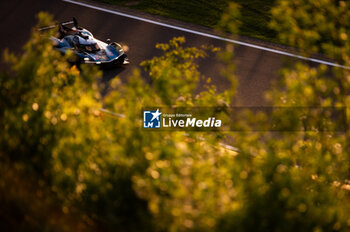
[0,0,319,105]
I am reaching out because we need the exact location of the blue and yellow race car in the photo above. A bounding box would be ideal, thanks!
[42,18,129,65]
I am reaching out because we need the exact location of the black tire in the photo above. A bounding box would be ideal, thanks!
[116,54,127,65]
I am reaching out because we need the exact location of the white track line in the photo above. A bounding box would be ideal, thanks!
[62,0,350,70]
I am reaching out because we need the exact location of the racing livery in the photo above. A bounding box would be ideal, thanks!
[41,18,129,65]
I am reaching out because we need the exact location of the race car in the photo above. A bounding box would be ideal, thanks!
[40,18,129,65]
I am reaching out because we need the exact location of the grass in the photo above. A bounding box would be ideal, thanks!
[234,0,277,41]
[97,0,278,43]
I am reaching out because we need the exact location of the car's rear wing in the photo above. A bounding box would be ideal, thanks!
[38,17,78,31]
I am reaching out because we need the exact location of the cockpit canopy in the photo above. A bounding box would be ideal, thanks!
[72,34,100,52]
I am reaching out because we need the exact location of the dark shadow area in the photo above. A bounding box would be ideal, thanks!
[99,65,127,97]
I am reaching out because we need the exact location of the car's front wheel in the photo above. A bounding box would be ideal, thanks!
[116,54,128,65]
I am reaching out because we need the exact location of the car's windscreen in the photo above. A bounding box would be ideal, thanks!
[85,43,100,52]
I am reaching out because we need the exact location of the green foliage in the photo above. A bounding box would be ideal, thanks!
[140,37,231,106]
[2,2,350,231]
[103,37,237,231]
[217,145,350,232]
[233,0,277,40]
[0,12,236,232]
[217,2,241,35]
[270,0,350,62]
[214,1,350,231]
[0,12,152,232]
[140,37,206,105]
